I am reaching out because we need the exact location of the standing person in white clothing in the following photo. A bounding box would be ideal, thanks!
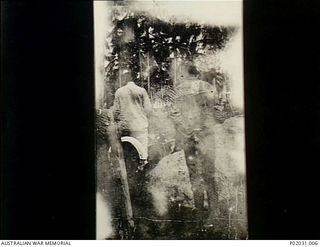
[108,70,152,238]
[113,69,152,165]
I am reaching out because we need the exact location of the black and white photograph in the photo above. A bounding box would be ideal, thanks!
[2,0,320,242]
[94,0,246,240]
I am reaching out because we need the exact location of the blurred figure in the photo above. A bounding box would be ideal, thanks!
[109,69,153,239]
[113,69,152,164]
[170,62,218,225]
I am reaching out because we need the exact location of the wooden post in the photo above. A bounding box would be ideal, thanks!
[110,110,134,235]
[117,147,134,226]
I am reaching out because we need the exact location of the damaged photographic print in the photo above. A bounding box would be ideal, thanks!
[94,0,246,240]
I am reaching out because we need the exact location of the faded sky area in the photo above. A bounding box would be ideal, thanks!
[129,0,242,26]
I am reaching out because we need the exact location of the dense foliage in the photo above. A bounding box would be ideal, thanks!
[103,8,236,107]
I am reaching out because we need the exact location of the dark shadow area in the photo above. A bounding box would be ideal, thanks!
[1,2,95,239]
